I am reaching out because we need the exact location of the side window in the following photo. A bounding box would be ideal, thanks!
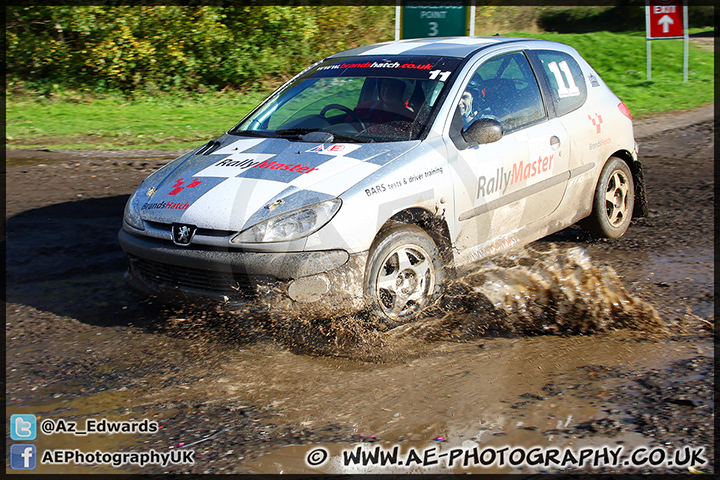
[534,50,587,116]
[460,52,546,132]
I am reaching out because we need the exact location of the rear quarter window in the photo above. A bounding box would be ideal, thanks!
[534,50,587,117]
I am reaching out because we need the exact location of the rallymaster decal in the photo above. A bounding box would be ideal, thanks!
[195,154,322,178]
[306,144,362,156]
[512,154,554,184]
[253,160,319,173]
[195,154,275,177]
[476,155,554,200]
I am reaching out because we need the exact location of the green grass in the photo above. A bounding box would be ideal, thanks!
[6,90,270,151]
[5,30,714,153]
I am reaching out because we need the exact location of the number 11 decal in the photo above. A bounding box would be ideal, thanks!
[548,61,580,98]
[429,70,451,82]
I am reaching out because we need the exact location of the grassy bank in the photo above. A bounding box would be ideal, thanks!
[6,90,270,151]
[5,30,713,153]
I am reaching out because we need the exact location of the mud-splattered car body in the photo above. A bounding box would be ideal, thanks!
[119,36,646,322]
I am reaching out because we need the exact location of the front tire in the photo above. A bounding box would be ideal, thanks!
[365,224,444,325]
[581,157,634,238]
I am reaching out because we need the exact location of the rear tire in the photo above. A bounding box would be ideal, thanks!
[365,224,444,326]
[581,157,634,239]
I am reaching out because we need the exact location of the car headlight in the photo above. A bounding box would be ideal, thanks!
[232,199,341,243]
[123,188,146,230]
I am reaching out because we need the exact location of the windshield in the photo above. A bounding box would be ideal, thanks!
[230,55,462,143]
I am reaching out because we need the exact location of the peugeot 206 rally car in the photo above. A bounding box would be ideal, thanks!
[119,36,647,323]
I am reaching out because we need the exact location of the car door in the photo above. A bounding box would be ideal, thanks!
[447,50,572,251]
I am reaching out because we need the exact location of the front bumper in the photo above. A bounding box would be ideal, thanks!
[118,229,368,312]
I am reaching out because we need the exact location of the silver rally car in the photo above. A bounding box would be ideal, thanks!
[119,36,647,322]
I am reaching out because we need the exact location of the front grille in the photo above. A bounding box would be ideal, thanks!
[129,256,276,298]
[144,221,235,238]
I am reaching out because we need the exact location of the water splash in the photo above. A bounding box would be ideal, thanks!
[403,244,664,343]
[162,244,664,360]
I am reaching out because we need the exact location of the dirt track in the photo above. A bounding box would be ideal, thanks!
[4,104,714,474]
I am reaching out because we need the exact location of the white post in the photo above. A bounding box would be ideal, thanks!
[683,0,689,82]
[645,1,652,81]
[469,0,476,36]
[395,1,401,41]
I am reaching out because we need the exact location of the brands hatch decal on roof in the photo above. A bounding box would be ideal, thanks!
[316,61,434,71]
[311,56,462,80]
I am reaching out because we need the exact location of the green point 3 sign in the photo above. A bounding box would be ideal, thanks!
[402,1,469,39]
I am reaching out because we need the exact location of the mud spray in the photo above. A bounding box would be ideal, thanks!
[160,244,664,361]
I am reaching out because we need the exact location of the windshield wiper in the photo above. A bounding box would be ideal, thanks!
[275,128,315,138]
[328,131,374,143]
[229,130,277,138]
[275,128,373,143]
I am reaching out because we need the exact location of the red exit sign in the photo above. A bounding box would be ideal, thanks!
[647,0,684,38]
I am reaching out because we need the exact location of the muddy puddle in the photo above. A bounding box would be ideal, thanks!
[7,244,712,474]
[232,332,710,474]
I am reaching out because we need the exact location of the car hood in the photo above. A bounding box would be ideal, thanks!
[137,134,419,231]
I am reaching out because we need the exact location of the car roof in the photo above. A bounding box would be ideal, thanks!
[328,36,535,59]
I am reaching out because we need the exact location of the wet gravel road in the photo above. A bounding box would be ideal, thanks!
[4,105,714,474]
